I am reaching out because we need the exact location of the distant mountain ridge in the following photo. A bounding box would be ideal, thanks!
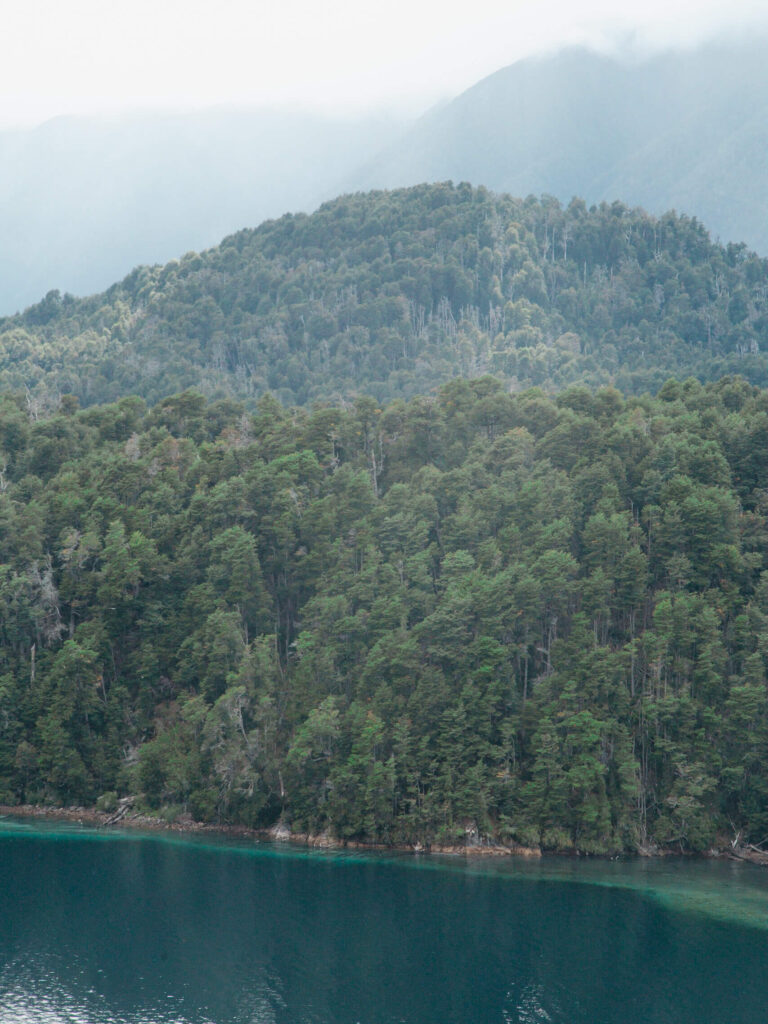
[350,42,768,255]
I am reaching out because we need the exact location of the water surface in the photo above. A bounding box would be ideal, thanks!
[1,818,766,1023]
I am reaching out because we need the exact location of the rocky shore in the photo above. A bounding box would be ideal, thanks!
[2,802,766,865]
[0,802,543,858]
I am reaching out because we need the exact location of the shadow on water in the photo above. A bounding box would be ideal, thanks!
[1,816,767,1024]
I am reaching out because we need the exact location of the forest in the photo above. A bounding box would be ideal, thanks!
[1,373,768,853]
[2,183,768,412]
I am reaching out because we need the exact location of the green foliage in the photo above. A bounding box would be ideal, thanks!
[2,373,768,851]
[4,185,768,412]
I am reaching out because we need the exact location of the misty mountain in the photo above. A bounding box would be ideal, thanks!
[349,41,768,255]
[4,40,768,321]
[0,108,404,315]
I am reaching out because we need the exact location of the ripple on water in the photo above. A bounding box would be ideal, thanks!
[1,818,768,1024]
[1,960,214,1024]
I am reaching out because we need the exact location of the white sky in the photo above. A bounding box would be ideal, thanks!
[3,0,768,127]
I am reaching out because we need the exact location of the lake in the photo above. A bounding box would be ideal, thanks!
[1,817,767,1023]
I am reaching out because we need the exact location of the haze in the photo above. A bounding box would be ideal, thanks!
[4,0,768,126]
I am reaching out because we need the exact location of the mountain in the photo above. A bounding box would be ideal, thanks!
[3,40,767,319]
[0,108,404,315]
[350,42,768,255]
[2,183,767,412]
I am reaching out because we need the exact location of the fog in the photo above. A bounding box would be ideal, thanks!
[3,0,768,126]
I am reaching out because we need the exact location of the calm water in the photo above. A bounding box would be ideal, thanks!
[1,819,767,1023]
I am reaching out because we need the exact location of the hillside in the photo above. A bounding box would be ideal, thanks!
[2,183,768,412]
[1,376,768,852]
[352,42,768,256]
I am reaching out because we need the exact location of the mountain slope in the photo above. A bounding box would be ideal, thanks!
[350,42,768,254]
[3,182,768,410]
[2,184,768,411]
[2,373,768,852]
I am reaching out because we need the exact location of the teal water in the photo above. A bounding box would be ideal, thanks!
[1,819,767,1023]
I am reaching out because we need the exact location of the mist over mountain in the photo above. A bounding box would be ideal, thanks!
[3,39,768,321]
[0,108,404,315]
[350,41,768,255]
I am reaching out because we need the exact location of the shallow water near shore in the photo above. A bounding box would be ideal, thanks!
[1,816,767,1023]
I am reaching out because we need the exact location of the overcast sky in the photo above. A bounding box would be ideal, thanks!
[3,0,768,127]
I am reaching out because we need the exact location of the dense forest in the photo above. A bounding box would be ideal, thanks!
[1,375,768,854]
[3,183,768,411]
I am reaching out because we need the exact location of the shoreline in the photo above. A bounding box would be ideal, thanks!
[2,803,767,866]
[0,803,541,859]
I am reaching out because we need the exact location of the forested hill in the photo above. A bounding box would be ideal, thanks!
[3,183,768,411]
[1,377,768,852]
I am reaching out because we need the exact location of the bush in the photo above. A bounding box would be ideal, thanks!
[96,791,118,813]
